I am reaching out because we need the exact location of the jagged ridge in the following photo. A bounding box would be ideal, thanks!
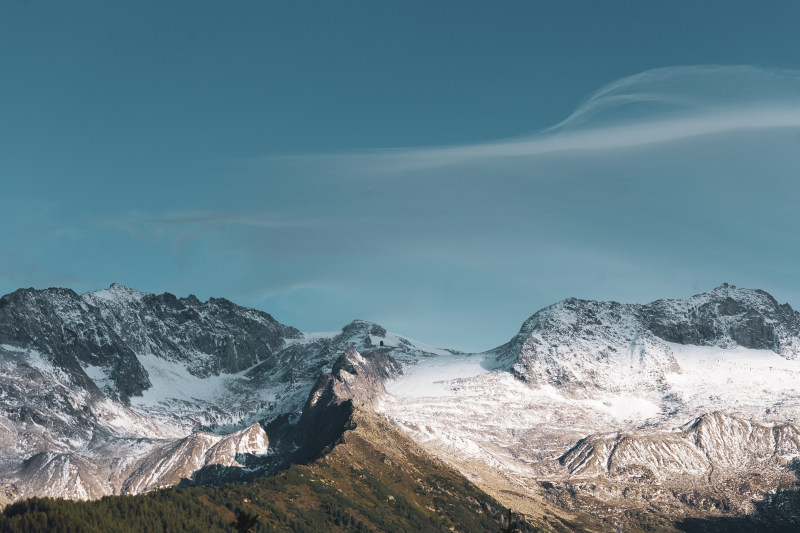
[500,283,800,394]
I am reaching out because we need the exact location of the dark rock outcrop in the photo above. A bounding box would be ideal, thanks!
[642,285,798,353]
[499,284,800,392]
[290,348,401,464]
[0,284,301,401]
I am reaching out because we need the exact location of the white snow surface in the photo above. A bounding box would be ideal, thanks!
[368,330,453,356]
[290,328,453,357]
[665,342,800,418]
[378,339,800,487]
[132,353,253,406]
[385,353,489,397]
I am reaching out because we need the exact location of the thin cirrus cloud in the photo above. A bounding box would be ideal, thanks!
[105,64,800,275]
[107,64,800,258]
[273,65,800,174]
[98,209,323,251]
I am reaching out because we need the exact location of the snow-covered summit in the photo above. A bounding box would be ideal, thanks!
[82,283,148,306]
[378,286,800,526]
[496,284,800,395]
[643,283,799,356]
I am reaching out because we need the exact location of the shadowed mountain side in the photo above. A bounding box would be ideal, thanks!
[675,459,800,532]
[0,410,554,533]
[0,284,301,402]
[176,347,405,488]
[290,347,401,460]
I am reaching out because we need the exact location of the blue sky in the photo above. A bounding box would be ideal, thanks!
[3,2,800,351]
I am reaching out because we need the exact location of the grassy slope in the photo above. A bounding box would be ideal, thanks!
[0,410,587,533]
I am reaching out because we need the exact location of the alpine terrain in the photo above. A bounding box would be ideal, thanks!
[2,282,800,531]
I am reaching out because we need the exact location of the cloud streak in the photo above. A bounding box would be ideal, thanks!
[269,65,800,173]
[371,107,800,170]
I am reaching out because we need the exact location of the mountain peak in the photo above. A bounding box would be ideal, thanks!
[693,282,778,304]
[340,319,388,338]
[83,283,148,305]
[83,283,148,298]
[502,284,800,395]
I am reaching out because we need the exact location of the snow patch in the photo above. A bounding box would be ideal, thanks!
[385,353,490,397]
[666,342,800,411]
[81,363,113,390]
[132,353,240,407]
[370,331,452,356]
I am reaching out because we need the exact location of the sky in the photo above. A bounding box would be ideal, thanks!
[2,2,800,352]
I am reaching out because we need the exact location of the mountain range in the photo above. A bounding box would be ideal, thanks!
[2,282,800,531]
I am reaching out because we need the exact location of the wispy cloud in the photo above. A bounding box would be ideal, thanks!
[265,65,800,174]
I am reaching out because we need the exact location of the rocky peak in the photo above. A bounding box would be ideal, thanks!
[556,411,800,485]
[307,348,401,413]
[287,347,402,464]
[339,320,387,342]
[643,284,799,355]
[502,285,800,394]
[0,284,304,402]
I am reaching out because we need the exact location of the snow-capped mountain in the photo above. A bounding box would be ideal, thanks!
[3,282,800,528]
[378,284,800,525]
[495,282,800,395]
[0,284,444,504]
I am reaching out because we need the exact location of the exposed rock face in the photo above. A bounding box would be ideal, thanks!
[122,423,269,493]
[290,348,401,464]
[0,285,444,504]
[643,284,800,355]
[10,423,270,501]
[84,286,302,377]
[0,287,150,400]
[557,412,800,482]
[329,347,402,408]
[0,284,302,402]
[535,412,800,526]
[499,284,800,395]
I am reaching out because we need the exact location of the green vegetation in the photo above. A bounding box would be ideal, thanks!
[0,411,534,532]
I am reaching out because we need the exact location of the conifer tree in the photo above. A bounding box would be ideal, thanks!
[233,508,259,532]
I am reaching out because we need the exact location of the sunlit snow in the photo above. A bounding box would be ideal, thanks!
[385,353,489,397]
[378,339,800,489]
[666,342,800,416]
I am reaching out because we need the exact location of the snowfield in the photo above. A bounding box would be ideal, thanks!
[378,337,800,489]
[666,342,800,420]
[385,353,489,397]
